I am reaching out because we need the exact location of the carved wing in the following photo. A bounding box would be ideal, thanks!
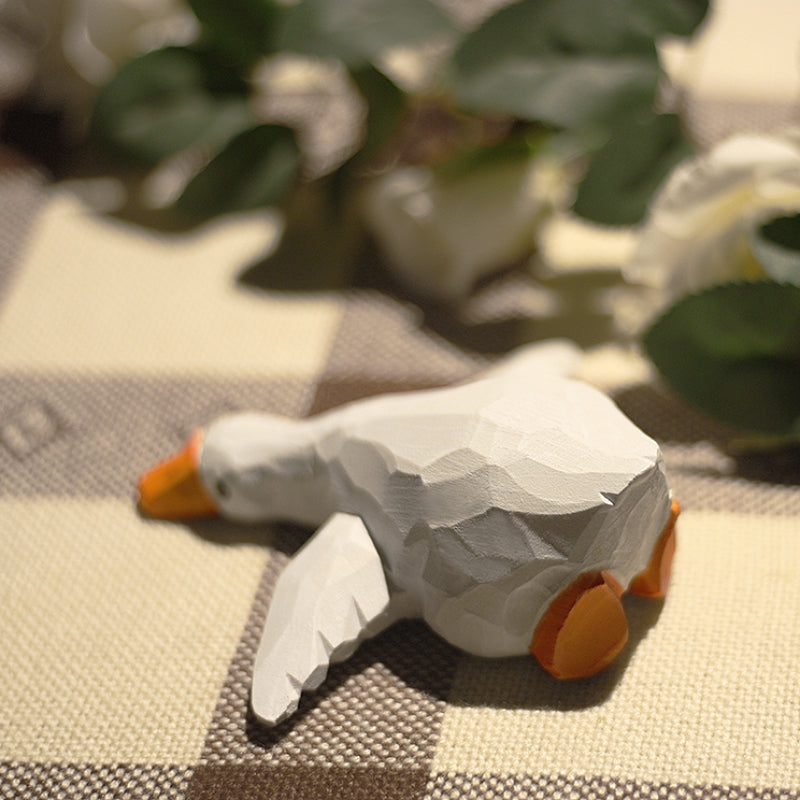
[250,512,392,726]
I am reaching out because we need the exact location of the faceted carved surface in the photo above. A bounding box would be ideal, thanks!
[148,343,674,725]
[250,512,391,726]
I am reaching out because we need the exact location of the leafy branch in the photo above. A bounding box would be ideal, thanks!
[91,0,709,229]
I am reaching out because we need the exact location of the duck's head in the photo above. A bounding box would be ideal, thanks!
[138,413,318,522]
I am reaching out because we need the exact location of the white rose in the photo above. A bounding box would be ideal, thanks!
[362,151,570,302]
[626,130,800,310]
[62,0,198,85]
[16,0,198,131]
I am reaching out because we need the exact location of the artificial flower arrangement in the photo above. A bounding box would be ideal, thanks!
[630,131,800,446]
[13,0,798,445]
[81,0,707,285]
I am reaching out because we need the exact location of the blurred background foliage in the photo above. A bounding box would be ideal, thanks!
[89,0,706,226]
[2,0,800,443]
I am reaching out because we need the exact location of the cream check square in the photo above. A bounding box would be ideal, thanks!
[0,497,269,765]
[433,510,800,790]
[0,193,342,378]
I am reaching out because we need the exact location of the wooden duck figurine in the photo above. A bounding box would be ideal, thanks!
[138,342,678,726]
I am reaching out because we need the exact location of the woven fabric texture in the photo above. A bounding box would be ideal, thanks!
[1,141,799,800]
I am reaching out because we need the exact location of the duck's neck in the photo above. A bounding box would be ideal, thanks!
[266,447,338,527]
[203,412,338,526]
[266,417,342,526]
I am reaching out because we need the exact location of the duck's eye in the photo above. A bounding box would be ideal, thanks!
[215,478,231,498]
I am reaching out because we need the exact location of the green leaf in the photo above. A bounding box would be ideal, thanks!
[186,0,284,66]
[573,112,694,225]
[644,281,800,437]
[750,214,800,286]
[325,66,405,212]
[92,47,252,165]
[349,66,405,159]
[239,181,363,290]
[278,0,456,68]
[448,0,709,128]
[652,0,710,36]
[453,54,659,130]
[175,125,300,217]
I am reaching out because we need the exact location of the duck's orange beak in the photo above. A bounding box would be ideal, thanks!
[137,430,219,519]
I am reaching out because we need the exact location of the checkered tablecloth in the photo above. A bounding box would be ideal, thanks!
[1,142,799,800]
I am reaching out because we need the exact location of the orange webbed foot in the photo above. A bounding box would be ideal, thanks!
[530,571,628,680]
[629,499,679,599]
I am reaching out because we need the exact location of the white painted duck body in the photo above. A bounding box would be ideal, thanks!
[138,342,677,726]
